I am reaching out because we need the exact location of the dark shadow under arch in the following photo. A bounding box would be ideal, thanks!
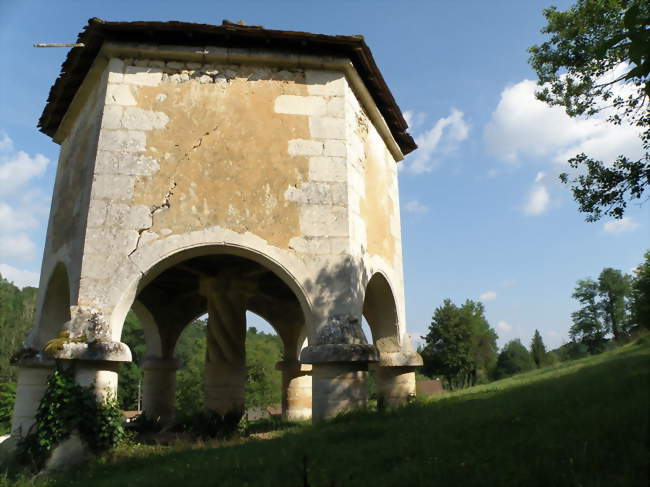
[34,263,71,349]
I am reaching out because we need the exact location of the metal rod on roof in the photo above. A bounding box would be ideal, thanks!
[33,43,85,48]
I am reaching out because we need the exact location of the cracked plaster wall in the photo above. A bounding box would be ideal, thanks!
[32,50,410,352]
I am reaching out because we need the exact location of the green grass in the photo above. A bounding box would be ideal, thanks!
[16,339,650,486]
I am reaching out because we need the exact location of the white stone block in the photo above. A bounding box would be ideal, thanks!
[105,204,152,230]
[80,252,124,279]
[91,174,135,201]
[122,107,169,130]
[300,206,348,236]
[284,183,331,205]
[124,65,163,86]
[119,154,160,176]
[99,130,146,153]
[86,201,107,227]
[101,105,123,130]
[323,140,346,157]
[309,156,346,182]
[275,95,326,116]
[309,117,345,140]
[305,70,345,96]
[94,150,120,174]
[329,183,347,206]
[105,84,136,106]
[84,228,140,256]
[327,97,345,118]
[288,139,323,156]
[289,237,331,255]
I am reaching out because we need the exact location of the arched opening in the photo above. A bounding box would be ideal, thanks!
[117,250,311,428]
[34,263,71,349]
[362,272,404,409]
[362,272,400,355]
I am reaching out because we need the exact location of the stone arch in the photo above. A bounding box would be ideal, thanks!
[362,271,401,355]
[33,263,71,349]
[109,240,314,344]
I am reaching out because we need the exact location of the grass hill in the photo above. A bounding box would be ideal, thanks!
[14,338,650,486]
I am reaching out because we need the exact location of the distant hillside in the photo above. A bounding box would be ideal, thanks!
[0,276,37,382]
[45,338,649,487]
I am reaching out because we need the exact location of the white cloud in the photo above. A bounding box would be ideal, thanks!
[0,132,13,151]
[0,263,39,288]
[0,233,36,260]
[0,131,51,267]
[603,217,640,234]
[547,330,558,337]
[479,290,497,301]
[404,108,469,173]
[523,182,551,216]
[403,111,427,130]
[404,199,429,214]
[484,79,643,165]
[0,150,49,196]
[497,320,512,332]
[0,201,40,232]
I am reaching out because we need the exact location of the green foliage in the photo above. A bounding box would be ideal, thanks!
[0,275,37,382]
[421,299,498,389]
[244,329,282,409]
[0,382,16,435]
[175,321,207,420]
[530,329,547,368]
[598,267,633,339]
[495,339,535,379]
[15,366,126,470]
[117,312,145,411]
[631,250,650,328]
[570,268,633,351]
[529,0,650,221]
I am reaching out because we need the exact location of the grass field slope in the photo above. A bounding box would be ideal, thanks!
[22,338,650,486]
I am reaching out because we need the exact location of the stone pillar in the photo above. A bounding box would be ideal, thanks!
[376,366,416,409]
[10,358,55,437]
[276,361,312,420]
[300,315,380,421]
[74,360,120,401]
[201,276,247,417]
[311,362,370,419]
[142,358,179,424]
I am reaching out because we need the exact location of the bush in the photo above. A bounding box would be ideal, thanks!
[15,366,127,470]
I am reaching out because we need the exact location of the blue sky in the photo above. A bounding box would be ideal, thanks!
[1,0,648,350]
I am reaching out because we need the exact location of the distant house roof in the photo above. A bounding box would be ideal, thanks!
[39,18,416,155]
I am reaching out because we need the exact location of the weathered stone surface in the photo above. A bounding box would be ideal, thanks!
[17,43,419,439]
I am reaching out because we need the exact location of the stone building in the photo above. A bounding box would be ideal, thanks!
[11,19,422,436]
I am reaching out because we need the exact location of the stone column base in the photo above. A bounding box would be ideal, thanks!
[204,362,246,417]
[10,358,55,437]
[311,363,369,420]
[276,361,312,420]
[142,358,179,425]
[376,366,416,410]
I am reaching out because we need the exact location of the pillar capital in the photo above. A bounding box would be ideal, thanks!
[300,343,379,364]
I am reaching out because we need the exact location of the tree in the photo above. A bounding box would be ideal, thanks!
[421,299,498,389]
[495,339,535,379]
[630,250,650,329]
[530,329,547,368]
[569,278,609,353]
[529,0,650,221]
[598,267,632,340]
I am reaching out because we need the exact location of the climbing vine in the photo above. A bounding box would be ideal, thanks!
[16,365,126,470]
